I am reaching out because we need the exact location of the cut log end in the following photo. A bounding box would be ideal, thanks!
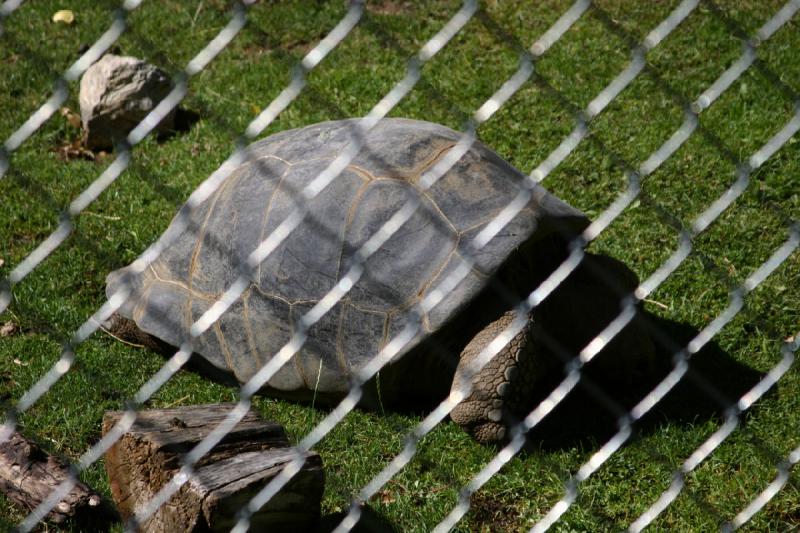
[103,403,324,532]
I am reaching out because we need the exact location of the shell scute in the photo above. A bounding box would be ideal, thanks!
[256,159,364,303]
[291,301,346,392]
[343,178,456,313]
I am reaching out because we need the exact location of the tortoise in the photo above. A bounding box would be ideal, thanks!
[106,118,655,443]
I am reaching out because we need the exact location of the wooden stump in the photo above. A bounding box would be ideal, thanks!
[103,404,324,532]
[0,431,109,527]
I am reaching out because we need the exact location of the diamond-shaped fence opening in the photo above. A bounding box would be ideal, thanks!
[0,1,798,531]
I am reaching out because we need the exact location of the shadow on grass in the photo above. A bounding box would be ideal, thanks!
[139,310,763,457]
[112,289,765,455]
[155,107,201,144]
[520,311,765,452]
[317,506,397,533]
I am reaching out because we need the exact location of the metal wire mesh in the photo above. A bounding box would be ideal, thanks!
[1,0,798,531]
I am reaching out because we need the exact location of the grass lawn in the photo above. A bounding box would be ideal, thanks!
[1,0,798,531]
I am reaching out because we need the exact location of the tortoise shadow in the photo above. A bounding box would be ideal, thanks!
[104,244,765,455]
[115,287,767,454]
[317,506,397,533]
[518,311,765,452]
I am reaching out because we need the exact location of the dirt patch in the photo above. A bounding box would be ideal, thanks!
[468,492,521,532]
[0,322,19,337]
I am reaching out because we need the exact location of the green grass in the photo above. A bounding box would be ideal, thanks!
[1,0,799,531]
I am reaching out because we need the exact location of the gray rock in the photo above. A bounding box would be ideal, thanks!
[79,54,174,150]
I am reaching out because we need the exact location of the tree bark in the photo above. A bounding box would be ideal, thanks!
[0,430,108,526]
[103,403,324,532]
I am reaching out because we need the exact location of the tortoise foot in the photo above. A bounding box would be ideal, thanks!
[450,311,547,444]
[451,399,509,443]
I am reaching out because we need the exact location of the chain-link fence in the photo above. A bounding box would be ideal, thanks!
[1,0,798,531]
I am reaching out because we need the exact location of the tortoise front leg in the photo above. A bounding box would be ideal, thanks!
[450,310,554,444]
[450,254,656,444]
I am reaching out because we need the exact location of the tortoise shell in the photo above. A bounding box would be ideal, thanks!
[106,118,588,394]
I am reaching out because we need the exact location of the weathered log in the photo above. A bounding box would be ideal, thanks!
[103,403,324,532]
[0,430,106,525]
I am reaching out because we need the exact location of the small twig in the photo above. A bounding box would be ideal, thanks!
[376,370,385,416]
[82,211,121,221]
[643,298,669,311]
[191,1,204,29]
[162,395,191,409]
[310,358,323,412]
[92,318,146,349]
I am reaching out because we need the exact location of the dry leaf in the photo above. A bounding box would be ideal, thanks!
[377,489,395,504]
[13,358,28,366]
[60,107,81,129]
[52,9,75,24]
[1,321,19,337]
[53,137,97,161]
[0,258,4,268]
